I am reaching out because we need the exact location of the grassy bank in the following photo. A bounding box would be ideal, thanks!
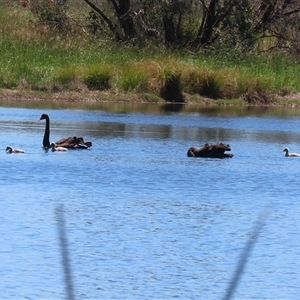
[0,3,300,105]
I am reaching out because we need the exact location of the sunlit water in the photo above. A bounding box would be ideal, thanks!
[1,103,300,299]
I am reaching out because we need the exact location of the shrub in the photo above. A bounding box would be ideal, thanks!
[160,69,184,102]
[198,70,222,99]
[84,65,112,91]
[242,90,274,104]
[182,67,240,100]
[182,68,222,99]
[241,77,275,104]
[119,64,149,92]
[55,65,79,85]
[30,0,70,34]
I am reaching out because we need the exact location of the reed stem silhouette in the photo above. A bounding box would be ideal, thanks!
[56,204,76,300]
[222,212,268,300]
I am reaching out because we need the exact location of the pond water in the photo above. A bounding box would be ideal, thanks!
[1,101,300,299]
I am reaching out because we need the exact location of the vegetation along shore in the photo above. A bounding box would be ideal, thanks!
[1,0,300,106]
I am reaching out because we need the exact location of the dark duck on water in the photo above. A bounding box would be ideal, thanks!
[187,143,234,158]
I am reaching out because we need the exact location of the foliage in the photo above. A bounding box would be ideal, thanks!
[84,65,112,90]
[55,65,79,85]
[28,0,70,34]
[79,0,300,55]
[160,69,183,102]
[7,0,300,55]
[119,63,149,92]
[1,2,300,104]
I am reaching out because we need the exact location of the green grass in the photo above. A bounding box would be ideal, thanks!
[84,64,112,91]
[0,2,299,103]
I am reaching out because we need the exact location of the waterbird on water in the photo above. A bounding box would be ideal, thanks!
[6,146,25,153]
[283,147,300,157]
[51,143,68,152]
[39,113,92,149]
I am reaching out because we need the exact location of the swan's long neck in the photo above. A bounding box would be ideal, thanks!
[43,115,51,148]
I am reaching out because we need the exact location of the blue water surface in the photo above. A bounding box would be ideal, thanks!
[0,105,300,299]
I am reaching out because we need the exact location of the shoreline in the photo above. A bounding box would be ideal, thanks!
[1,88,300,107]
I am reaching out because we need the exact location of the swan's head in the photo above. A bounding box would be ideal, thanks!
[39,114,49,121]
[283,147,289,152]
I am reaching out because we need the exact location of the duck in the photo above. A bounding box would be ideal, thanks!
[283,147,300,157]
[54,136,92,149]
[50,143,68,152]
[187,143,234,158]
[39,113,92,149]
[6,146,25,153]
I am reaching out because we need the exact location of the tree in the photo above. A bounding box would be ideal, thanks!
[83,0,136,41]
[28,0,71,34]
[81,0,300,53]
[192,0,300,51]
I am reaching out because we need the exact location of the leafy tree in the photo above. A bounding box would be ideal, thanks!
[82,0,136,41]
[193,0,300,51]
[30,0,300,53]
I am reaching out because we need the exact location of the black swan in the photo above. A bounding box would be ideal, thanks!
[6,146,25,153]
[283,147,300,157]
[39,114,92,149]
[50,143,68,152]
[187,143,234,158]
